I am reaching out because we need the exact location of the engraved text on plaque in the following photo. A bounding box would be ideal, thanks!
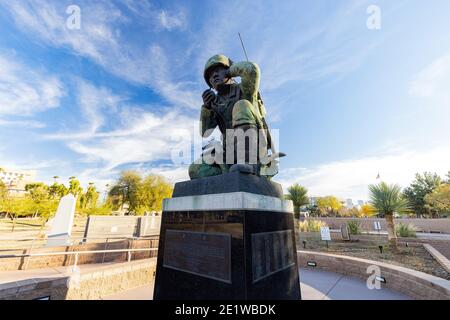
[251,230,295,283]
[163,230,232,283]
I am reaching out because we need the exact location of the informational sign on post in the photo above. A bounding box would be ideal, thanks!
[320,227,331,241]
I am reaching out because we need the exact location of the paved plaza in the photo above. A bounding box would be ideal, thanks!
[103,268,411,300]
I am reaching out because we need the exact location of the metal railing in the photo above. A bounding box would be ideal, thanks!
[0,235,159,243]
[0,247,159,271]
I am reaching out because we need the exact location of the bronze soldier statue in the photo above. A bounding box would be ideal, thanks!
[189,54,279,180]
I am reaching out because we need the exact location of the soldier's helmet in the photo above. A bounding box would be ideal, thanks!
[204,54,233,86]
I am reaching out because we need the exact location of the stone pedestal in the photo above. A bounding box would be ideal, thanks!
[153,173,301,300]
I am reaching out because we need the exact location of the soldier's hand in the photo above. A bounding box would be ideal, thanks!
[202,89,216,109]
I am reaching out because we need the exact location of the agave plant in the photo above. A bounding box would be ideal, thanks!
[368,182,410,251]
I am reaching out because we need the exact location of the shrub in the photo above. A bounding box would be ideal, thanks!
[299,219,327,232]
[396,223,417,238]
[347,220,362,235]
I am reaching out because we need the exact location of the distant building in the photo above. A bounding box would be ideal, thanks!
[357,200,365,206]
[0,167,36,196]
[345,198,354,209]
[309,197,319,206]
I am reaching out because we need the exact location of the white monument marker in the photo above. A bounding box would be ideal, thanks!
[374,221,382,231]
[320,227,331,241]
[46,194,77,247]
[320,226,331,248]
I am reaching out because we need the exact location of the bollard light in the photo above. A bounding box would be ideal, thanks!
[302,240,307,249]
[378,245,383,254]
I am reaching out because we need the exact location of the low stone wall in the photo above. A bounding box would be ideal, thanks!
[0,238,159,271]
[424,244,450,273]
[83,215,161,241]
[296,231,450,258]
[297,250,450,300]
[309,217,450,234]
[0,258,157,300]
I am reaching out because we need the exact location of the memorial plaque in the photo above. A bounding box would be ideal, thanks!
[251,230,295,283]
[163,230,232,283]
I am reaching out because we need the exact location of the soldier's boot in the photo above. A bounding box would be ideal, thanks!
[229,100,260,175]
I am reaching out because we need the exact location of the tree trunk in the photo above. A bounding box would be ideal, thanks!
[294,205,300,219]
[11,213,17,233]
[385,213,398,251]
[37,217,49,239]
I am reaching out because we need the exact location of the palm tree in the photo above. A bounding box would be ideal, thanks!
[286,184,309,218]
[369,182,409,251]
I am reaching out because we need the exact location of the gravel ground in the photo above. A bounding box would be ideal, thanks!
[297,238,450,280]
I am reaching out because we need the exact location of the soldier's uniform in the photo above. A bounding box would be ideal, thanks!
[189,54,269,180]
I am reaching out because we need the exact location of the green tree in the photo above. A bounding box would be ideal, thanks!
[68,177,83,197]
[360,203,377,217]
[369,182,410,251]
[25,183,49,204]
[135,175,173,215]
[285,184,309,218]
[108,171,142,212]
[48,182,68,200]
[306,204,319,217]
[80,183,99,209]
[403,172,441,217]
[316,196,342,216]
[424,184,450,217]
[108,171,173,215]
[0,180,7,206]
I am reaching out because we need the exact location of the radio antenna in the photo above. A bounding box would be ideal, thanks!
[238,32,249,62]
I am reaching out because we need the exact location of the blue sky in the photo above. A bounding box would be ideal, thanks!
[0,0,449,200]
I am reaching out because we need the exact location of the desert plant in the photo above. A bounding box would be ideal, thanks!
[299,219,327,232]
[395,223,417,238]
[347,220,362,235]
[286,184,309,218]
[369,182,410,251]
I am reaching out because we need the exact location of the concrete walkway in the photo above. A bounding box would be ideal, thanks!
[299,268,410,300]
[104,268,411,300]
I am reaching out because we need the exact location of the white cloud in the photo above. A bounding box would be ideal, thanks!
[1,1,123,65]
[0,54,64,116]
[2,0,382,115]
[1,1,200,110]
[409,53,450,99]
[76,80,123,135]
[148,165,189,184]
[44,80,198,173]
[0,118,45,128]
[192,0,379,92]
[278,143,450,201]
[65,109,197,170]
[158,10,186,31]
